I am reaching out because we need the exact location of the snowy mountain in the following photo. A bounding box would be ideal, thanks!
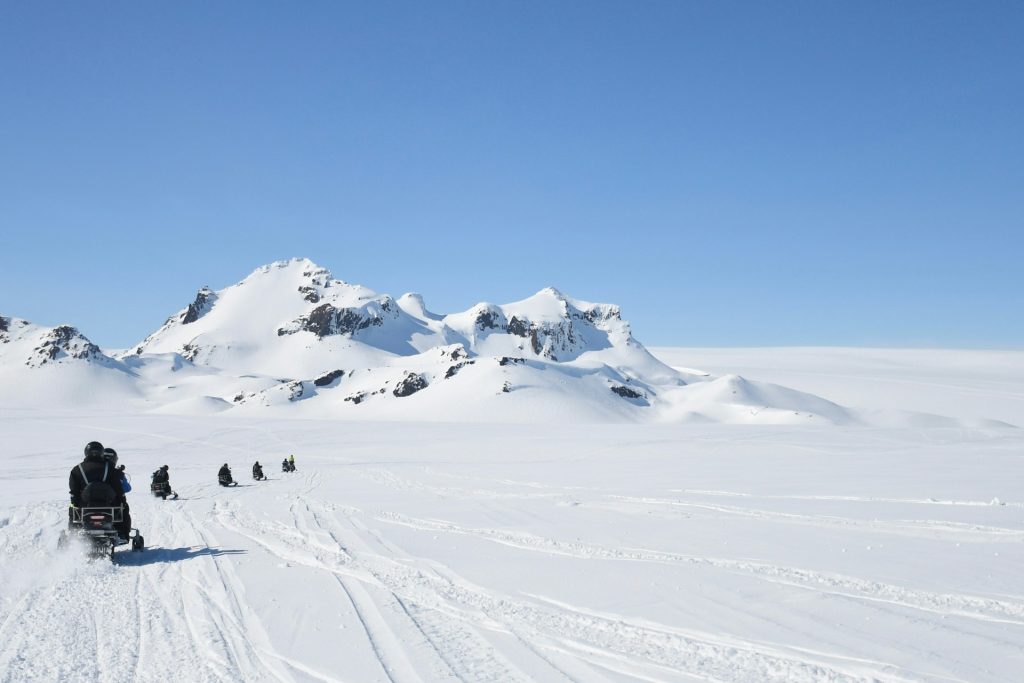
[0,315,113,368]
[1,258,859,424]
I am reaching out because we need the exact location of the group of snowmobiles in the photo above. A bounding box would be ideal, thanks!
[61,441,299,562]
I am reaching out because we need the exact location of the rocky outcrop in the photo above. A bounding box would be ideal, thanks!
[472,304,507,331]
[180,342,201,362]
[444,360,475,379]
[393,372,428,397]
[0,316,8,343]
[181,287,217,324]
[611,385,644,400]
[298,285,321,303]
[507,316,530,337]
[278,297,399,339]
[28,326,105,367]
[313,369,345,387]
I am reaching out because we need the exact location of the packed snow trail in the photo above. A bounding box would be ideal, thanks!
[2,414,1023,682]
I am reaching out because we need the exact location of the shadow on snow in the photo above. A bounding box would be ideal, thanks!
[115,546,247,565]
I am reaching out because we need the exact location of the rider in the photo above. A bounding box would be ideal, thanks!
[218,463,233,486]
[288,454,296,471]
[252,461,264,480]
[103,447,132,539]
[69,441,127,538]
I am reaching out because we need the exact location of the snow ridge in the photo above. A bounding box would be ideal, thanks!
[0,259,891,425]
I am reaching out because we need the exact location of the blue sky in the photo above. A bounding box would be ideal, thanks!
[1,2,1021,348]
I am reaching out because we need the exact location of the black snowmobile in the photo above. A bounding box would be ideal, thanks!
[150,466,178,499]
[282,459,296,473]
[59,482,144,561]
[218,465,237,487]
[252,462,266,481]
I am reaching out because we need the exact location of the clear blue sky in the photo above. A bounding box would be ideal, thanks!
[1,2,1021,348]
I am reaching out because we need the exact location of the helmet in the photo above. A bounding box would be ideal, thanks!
[161,465,168,470]
[84,441,104,460]
[223,463,229,468]
[102,448,118,466]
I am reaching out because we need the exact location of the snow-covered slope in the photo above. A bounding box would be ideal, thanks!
[0,316,143,407]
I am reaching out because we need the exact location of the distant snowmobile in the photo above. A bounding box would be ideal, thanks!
[218,464,237,487]
[282,458,296,473]
[252,461,266,481]
[150,465,178,499]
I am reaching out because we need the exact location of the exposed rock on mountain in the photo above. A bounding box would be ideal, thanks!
[277,298,399,339]
[393,372,428,398]
[181,287,217,324]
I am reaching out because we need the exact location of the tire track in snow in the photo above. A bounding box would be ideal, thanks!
[374,510,1024,628]
[606,496,1024,541]
[217,501,920,683]
[678,489,1024,509]
[291,499,419,683]
[216,501,537,682]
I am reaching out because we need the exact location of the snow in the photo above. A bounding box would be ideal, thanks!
[1,347,1022,682]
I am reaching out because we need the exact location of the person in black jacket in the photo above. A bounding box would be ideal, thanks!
[69,441,127,538]
[218,463,233,486]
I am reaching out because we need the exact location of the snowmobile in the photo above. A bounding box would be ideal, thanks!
[252,464,266,481]
[282,459,296,473]
[59,482,144,561]
[150,480,178,499]
[218,473,237,487]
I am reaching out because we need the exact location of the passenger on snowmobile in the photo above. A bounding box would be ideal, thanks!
[282,458,290,473]
[218,463,234,486]
[103,447,132,540]
[252,461,265,480]
[151,464,175,499]
[288,454,296,472]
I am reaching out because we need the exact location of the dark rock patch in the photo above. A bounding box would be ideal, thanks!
[507,316,530,337]
[345,392,367,405]
[181,287,216,324]
[444,360,475,379]
[498,356,526,367]
[280,304,386,339]
[298,285,321,303]
[393,372,428,397]
[181,343,201,362]
[286,381,305,401]
[314,369,345,387]
[611,385,644,400]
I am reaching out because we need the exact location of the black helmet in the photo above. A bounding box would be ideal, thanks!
[161,465,169,470]
[102,448,118,466]
[223,463,229,468]
[84,441,104,460]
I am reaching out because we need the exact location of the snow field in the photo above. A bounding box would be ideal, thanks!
[1,409,1022,682]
